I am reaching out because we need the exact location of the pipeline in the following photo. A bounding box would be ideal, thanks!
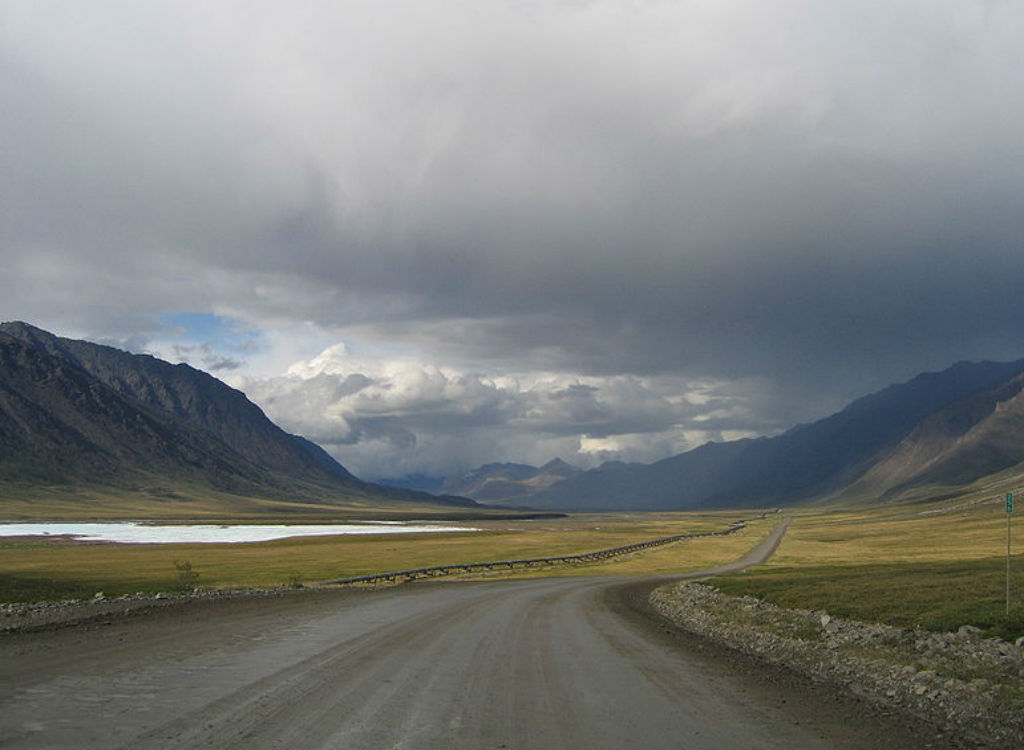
[318,517,756,587]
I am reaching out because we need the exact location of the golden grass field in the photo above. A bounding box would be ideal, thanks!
[0,511,769,601]
[2,490,1021,638]
[769,498,1017,567]
[0,483,504,521]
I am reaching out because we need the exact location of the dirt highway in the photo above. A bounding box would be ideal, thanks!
[0,525,935,749]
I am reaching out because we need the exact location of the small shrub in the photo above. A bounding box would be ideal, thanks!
[173,559,199,590]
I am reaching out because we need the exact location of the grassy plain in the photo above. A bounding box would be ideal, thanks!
[8,488,1020,640]
[0,483,506,522]
[0,512,770,602]
[710,499,1024,639]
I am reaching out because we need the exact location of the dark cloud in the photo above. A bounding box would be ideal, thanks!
[3,1,1024,475]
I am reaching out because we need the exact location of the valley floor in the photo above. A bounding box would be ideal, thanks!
[1,574,940,750]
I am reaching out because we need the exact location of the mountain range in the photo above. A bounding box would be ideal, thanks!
[438,459,583,504]
[6,320,1024,514]
[404,358,1024,511]
[0,322,474,511]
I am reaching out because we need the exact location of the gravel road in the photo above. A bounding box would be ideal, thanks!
[1,522,936,749]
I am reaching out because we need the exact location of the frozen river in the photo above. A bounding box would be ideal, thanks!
[0,521,478,544]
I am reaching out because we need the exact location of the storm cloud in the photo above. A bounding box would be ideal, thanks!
[3,1,1024,478]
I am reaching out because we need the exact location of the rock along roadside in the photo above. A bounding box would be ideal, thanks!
[651,582,1024,750]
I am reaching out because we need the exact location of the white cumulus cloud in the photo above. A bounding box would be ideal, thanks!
[234,341,767,479]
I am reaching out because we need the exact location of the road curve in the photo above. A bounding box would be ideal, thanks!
[1,519,929,750]
[665,515,792,581]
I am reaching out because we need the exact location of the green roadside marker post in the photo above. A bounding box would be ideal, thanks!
[1007,493,1014,616]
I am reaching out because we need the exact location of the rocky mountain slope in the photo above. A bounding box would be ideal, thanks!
[0,322,474,509]
[840,369,1024,500]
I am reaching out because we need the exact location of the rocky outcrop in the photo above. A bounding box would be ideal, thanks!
[651,582,1024,750]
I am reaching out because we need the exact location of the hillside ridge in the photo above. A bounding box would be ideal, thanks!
[434,358,1024,511]
[0,322,475,510]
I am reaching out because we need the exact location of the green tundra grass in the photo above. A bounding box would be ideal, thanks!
[710,499,1024,640]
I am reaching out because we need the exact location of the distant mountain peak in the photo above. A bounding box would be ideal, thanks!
[539,457,576,471]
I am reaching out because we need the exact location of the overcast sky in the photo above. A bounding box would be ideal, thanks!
[3,1,1024,480]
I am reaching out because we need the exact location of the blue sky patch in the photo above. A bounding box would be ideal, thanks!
[160,313,262,353]
[155,313,266,372]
